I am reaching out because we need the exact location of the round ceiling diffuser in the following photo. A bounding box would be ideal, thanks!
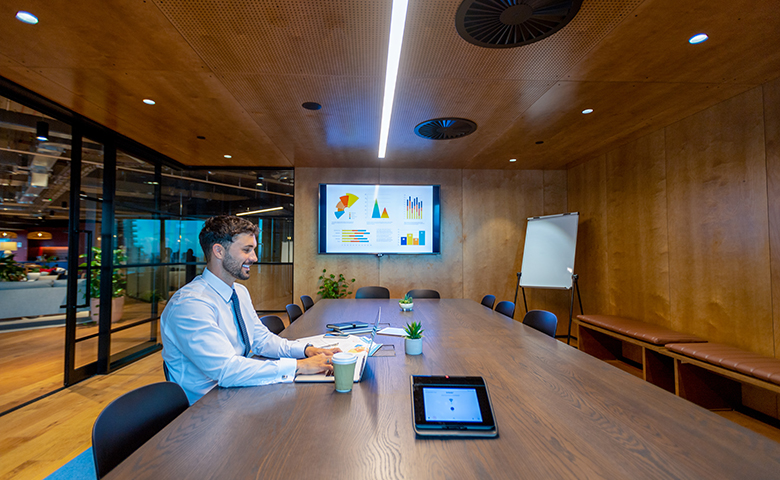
[414,118,477,140]
[456,0,583,49]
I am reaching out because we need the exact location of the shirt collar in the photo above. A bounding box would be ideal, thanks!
[202,267,234,303]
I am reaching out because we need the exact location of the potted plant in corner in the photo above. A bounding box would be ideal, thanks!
[399,293,413,311]
[316,268,356,299]
[80,247,127,323]
[404,321,424,355]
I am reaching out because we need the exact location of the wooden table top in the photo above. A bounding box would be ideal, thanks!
[106,299,780,479]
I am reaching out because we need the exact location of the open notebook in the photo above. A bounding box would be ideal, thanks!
[295,308,381,383]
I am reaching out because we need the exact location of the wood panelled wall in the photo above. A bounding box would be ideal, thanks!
[568,78,780,358]
[294,168,572,332]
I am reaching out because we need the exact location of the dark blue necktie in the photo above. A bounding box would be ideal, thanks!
[230,290,251,357]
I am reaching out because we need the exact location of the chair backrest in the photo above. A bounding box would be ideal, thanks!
[406,289,440,299]
[300,295,314,312]
[480,294,496,309]
[92,381,188,479]
[522,310,558,338]
[286,303,303,323]
[260,315,285,335]
[495,301,515,319]
[355,286,390,299]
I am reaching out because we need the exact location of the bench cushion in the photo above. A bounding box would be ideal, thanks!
[666,343,780,386]
[576,314,706,346]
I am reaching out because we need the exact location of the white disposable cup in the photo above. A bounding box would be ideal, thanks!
[331,352,358,392]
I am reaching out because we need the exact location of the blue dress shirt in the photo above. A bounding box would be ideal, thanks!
[161,268,305,404]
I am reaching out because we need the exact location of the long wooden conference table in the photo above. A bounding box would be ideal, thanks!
[107,299,780,479]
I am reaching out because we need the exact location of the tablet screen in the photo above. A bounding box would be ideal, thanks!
[411,376,497,437]
[423,387,483,422]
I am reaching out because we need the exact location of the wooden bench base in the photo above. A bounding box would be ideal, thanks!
[577,320,780,420]
[577,321,677,393]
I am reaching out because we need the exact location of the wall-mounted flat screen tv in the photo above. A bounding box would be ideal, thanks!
[318,184,441,254]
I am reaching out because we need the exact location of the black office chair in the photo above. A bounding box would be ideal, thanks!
[495,301,515,319]
[407,289,440,299]
[300,295,314,312]
[92,381,189,479]
[480,294,496,309]
[286,303,303,323]
[355,286,390,299]
[260,314,285,335]
[522,310,558,338]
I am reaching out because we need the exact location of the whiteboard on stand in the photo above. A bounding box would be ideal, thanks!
[519,213,579,290]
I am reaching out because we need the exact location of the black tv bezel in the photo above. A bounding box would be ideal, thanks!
[318,183,441,255]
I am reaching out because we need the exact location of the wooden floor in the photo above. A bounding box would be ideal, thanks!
[1,325,779,480]
[0,351,165,480]
[0,319,161,414]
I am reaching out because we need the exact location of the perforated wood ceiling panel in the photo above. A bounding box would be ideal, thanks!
[0,0,778,169]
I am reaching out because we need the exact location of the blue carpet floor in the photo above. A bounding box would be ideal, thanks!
[44,447,95,480]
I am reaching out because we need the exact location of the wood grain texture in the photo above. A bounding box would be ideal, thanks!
[295,168,569,314]
[461,170,544,309]
[567,156,610,315]
[293,168,380,303]
[522,170,572,334]
[605,131,672,326]
[3,1,779,170]
[106,300,780,480]
[0,352,165,480]
[377,169,463,299]
[665,87,772,354]
[237,264,293,311]
[765,77,780,360]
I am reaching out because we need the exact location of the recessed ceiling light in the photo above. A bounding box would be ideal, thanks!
[224,154,232,159]
[509,158,517,162]
[582,108,594,114]
[142,99,155,105]
[378,0,411,158]
[15,11,38,24]
[688,33,708,44]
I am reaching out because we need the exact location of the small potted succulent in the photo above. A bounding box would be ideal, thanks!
[404,321,424,355]
[399,293,413,311]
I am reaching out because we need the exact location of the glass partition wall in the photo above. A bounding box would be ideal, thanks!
[0,82,294,415]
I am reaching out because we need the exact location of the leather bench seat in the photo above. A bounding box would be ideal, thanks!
[576,314,706,346]
[666,343,780,386]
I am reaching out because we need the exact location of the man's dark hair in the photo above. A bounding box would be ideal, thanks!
[199,216,259,262]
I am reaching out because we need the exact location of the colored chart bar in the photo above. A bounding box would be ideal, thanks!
[341,230,369,243]
[406,196,423,219]
[400,231,425,246]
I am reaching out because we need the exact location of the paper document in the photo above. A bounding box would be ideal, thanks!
[297,334,382,357]
[377,326,407,337]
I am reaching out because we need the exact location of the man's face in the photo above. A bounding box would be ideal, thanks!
[221,233,258,281]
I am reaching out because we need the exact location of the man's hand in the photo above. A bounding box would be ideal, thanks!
[305,346,342,358]
[296,354,334,375]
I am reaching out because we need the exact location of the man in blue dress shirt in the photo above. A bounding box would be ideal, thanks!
[162,215,337,404]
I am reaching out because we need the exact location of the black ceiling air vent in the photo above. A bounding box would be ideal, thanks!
[456,0,583,49]
[414,118,477,140]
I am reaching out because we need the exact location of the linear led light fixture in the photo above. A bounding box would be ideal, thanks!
[236,206,284,216]
[377,0,410,159]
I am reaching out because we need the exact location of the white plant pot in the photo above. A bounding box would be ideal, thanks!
[405,337,423,355]
[400,302,413,311]
[90,296,125,323]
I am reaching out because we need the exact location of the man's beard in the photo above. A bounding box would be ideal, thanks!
[223,250,250,280]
